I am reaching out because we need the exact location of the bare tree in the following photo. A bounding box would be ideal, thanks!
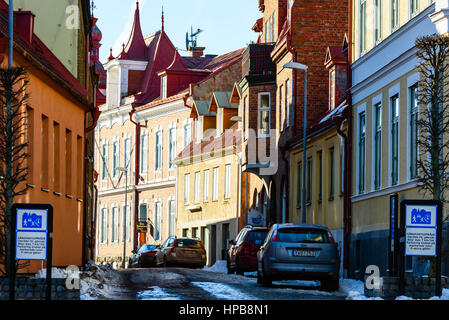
[0,67,30,275]
[415,34,449,276]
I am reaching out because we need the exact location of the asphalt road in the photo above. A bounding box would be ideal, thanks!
[109,267,347,300]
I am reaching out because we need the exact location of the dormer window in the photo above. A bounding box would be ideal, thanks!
[161,76,167,99]
[330,69,336,110]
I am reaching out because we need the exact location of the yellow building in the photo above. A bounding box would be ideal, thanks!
[349,0,447,278]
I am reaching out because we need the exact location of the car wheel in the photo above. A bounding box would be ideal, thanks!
[321,278,339,292]
[235,262,244,276]
[226,259,234,274]
[257,268,263,284]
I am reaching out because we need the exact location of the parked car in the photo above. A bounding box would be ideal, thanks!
[155,237,206,268]
[257,223,340,291]
[227,225,269,275]
[128,244,161,268]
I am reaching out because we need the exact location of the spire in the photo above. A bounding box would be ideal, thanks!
[120,0,147,60]
[108,48,114,61]
[161,5,164,33]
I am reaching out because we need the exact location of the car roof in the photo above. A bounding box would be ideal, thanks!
[275,223,328,230]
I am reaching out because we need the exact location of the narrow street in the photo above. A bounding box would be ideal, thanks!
[96,267,347,300]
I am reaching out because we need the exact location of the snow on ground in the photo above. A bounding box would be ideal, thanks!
[137,286,182,300]
[202,260,228,273]
[191,282,259,300]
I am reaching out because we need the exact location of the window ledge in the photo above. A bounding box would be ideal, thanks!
[53,191,62,196]
[26,184,35,189]
[328,196,334,201]
[66,194,73,199]
[41,188,49,193]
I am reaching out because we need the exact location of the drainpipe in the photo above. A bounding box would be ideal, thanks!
[129,107,140,251]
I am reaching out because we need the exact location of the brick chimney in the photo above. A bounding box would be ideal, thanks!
[189,46,205,58]
[15,9,35,45]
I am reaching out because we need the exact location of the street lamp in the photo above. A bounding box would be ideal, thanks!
[283,61,308,224]
[117,166,128,269]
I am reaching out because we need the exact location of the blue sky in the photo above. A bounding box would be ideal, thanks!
[94,0,261,63]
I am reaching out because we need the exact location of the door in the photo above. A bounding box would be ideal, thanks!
[210,225,217,266]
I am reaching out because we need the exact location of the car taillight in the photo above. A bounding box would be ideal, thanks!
[241,243,251,254]
[327,230,335,243]
[170,239,177,253]
[144,251,156,256]
[272,229,278,242]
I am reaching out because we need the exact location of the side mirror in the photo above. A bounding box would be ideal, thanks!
[229,240,236,246]
[156,245,161,249]
[131,249,137,254]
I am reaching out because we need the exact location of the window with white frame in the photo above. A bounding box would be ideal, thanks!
[168,199,176,236]
[102,143,108,180]
[391,94,400,185]
[280,84,284,130]
[112,206,118,243]
[194,171,200,204]
[360,0,367,54]
[374,102,382,190]
[391,0,399,30]
[410,0,419,16]
[410,85,419,179]
[225,164,231,199]
[112,139,119,177]
[154,201,161,241]
[258,93,270,137]
[358,111,366,194]
[285,79,291,127]
[184,121,192,147]
[139,202,147,222]
[212,167,219,201]
[374,0,382,43]
[184,173,190,205]
[123,204,130,242]
[169,127,176,168]
[330,69,336,110]
[101,207,108,243]
[203,169,209,202]
[155,129,162,171]
[124,136,131,170]
[244,96,249,139]
[141,132,148,173]
[161,76,167,99]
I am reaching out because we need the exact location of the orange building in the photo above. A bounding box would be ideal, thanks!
[0,1,97,273]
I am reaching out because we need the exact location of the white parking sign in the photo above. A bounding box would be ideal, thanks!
[405,204,437,257]
[15,208,48,260]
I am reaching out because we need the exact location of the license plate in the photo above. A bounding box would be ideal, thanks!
[291,249,316,257]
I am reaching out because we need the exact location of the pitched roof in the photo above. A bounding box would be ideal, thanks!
[192,100,216,117]
[119,1,147,61]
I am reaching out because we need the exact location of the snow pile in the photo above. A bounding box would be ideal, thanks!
[34,267,71,279]
[137,286,182,300]
[191,282,259,300]
[80,263,120,300]
[202,260,228,273]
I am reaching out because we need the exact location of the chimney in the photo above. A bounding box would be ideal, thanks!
[189,46,205,58]
[15,9,35,45]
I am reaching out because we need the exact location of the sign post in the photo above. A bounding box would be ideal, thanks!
[10,204,53,300]
[389,193,398,276]
[399,200,442,297]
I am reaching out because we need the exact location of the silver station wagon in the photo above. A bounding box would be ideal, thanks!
[257,223,340,291]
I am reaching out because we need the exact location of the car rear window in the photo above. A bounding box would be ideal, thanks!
[176,239,202,248]
[277,228,329,243]
[247,230,269,245]
[139,245,157,253]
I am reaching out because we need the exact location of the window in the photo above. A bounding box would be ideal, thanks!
[65,129,72,194]
[53,122,60,191]
[141,132,148,173]
[258,93,270,137]
[203,169,209,202]
[194,171,200,204]
[161,76,167,99]
[374,0,382,43]
[306,157,312,204]
[154,201,161,241]
[112,206,118,243]
[285,79,290,127]
[358,112,366,194]
[124,137,131,169]
[360,0,366,54]
[112,139,119,177]
[41,115,49,189]
[272,11,276,42]
[124,204,130,242]
[410,0,418,16]
[101,207,108,243]
[244,96,249,139]
[212,167,219,201]
[102,143,108,180]
[168,200,176,237]
[330,69,336,110]
[329,147,335,200]
[225,164,231,199]
[391,0,399,30]
[184,173,190,205]
[264,22,268,43]
[184,122,191,147]
[26,107,34,184]
[139,203,147,222]
[410,85,418,179]
[374,103,382,190]
[391,95,399,185]
[168,128,176,168]
[318,151,323,202]
[155,129,162,171]
[297,161,302,208]
[280,84,284,130]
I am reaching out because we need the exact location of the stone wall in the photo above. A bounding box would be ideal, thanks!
[0,277,80,300]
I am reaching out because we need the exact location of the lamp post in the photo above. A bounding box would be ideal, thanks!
[283,62,308,224]
[117,167,128,269]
